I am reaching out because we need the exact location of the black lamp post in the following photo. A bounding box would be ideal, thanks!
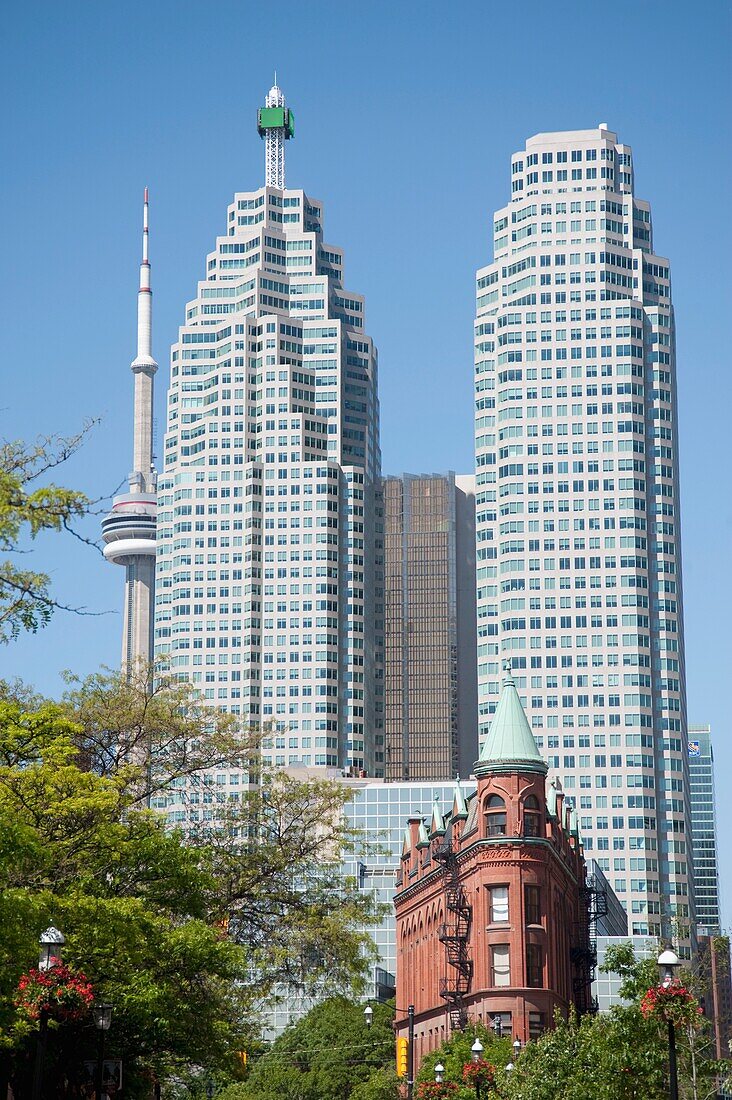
[31,927,65,1100]
[434,1062,445,1083]
[658,945,681,1100]
[92,1003,113,1100]
[363,1004,373,1029]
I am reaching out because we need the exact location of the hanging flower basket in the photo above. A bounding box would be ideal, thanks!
[640,981,703,1029]
[417,1082,460,1100]
[15,963,94,1024]
[463,1059,497,1090]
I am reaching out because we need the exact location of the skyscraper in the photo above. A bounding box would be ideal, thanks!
[154,84,383,776]
[475,125,692,944]
[102,190,158,671]
[688,725,721,937]
[383,472,477,781]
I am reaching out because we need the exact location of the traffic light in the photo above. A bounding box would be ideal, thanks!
[396,1036,409,1078]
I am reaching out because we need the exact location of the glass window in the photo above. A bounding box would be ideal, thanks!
[485,794,507,836]
[524,794,542,837]
[492,944,511,987]
[529,1011,546,1038]
[489,885,509,923]
[525,884,541,925]
[526,943,543,987]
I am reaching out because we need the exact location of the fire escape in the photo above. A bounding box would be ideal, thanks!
[434,834,473,1030]
[571,866,607,1014]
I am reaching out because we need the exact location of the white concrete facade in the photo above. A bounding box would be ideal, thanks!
[154,108,383,776]
[475,126,692,948]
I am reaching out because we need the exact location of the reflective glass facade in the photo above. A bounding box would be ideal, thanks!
[343,779,475,994]
[383,474,477,781]
[688,725,721,936]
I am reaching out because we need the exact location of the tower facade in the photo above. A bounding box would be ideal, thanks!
[688,725,721,937]
[474,126,692,945]
[102,189,158,671]
[383,472,477,781]
[154,85,383,775]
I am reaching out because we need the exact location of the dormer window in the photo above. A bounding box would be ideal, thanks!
[485,794,507,837]
[524,794,542,837]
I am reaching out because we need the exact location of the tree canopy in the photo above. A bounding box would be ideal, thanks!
[0,431,93,642]
[0,674,385,1098]
[218,996,397,1100]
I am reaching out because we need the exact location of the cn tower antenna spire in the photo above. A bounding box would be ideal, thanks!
[102,188,159,674]
[257,80,295,189]
[130,187,158,494]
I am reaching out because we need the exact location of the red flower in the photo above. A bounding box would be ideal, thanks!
[15,963,95,1025]
[641,981,701,1029]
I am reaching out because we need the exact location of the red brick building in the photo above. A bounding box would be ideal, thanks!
[394,664,593,1061]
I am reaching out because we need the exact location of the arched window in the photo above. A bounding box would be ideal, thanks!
[524,794,542,837]
[485,794,507,837]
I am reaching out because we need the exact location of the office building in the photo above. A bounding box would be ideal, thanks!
[688,725,721,936]
[383,473,477,782]
[474,125,692,944]
[102,190,158,671]
[153,83,383,776]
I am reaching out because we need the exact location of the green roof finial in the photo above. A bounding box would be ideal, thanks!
[474,659,547,777]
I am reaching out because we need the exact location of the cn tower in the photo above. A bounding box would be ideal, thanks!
[102,190,158,673]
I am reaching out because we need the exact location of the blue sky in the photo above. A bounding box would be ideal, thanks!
[1,0,730,922]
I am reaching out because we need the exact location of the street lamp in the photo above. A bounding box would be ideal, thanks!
[505,1062,515,1073]
[363,1004,373,1029]
[434,1062,445,1083]
[491,1014,503,1040]
[658,945,681,1100]
[32,927,65,1100]
[38,926,65,972]
[471,1038,484,1100]
[93,1003,113,1100]
[513,1038,521,1057]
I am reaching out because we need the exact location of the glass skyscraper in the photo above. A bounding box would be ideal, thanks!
[154,84,383,777]
[688,725,721,937]
[475,125,692,945]
[383,473,477,782]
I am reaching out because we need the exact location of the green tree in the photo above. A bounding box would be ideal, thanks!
[499,944,730,1100]
[0,697,250,1096]
[57,664,385,1000]
[0,431,93,641]
[0,675,387,1097]
[220,997,396,1100]
[415,1023,513,1100]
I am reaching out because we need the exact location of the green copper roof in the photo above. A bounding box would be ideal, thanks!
[475,661,547,776]
[430,796,446,838]
[452,780,468,821]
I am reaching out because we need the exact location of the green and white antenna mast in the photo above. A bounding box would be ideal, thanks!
[258,77,295,189]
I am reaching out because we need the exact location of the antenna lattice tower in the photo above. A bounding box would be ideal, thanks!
[257,81,294,189]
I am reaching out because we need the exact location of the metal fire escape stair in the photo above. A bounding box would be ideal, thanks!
[434,837,473,1030]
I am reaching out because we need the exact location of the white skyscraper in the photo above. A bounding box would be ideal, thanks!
[475,126,692,945]
[154,84,384,776]
[102,189,158,671]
